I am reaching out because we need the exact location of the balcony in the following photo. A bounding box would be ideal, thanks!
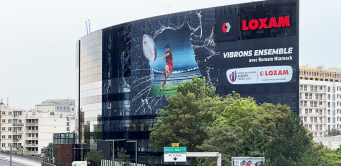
[12,116,19,119]
[26,130,38,133]
[12,138,21,142]
[25,144,38,147]
[13,131,23,135]
[300,113,325,116]
[26,151,38,155]
[25,123,38,126]
[13,123,24,126]
[25,137,38,140]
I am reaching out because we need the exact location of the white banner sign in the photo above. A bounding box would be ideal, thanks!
[164,153,187,162]
[226,65,293,85]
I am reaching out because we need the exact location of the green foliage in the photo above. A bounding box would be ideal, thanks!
[150,77,332,165]
[265,112,315,165]
[116,148,130,166]
[87,149,104,166]
[324,128,341,137]
[197,125,244,166]
[176,76,215,98]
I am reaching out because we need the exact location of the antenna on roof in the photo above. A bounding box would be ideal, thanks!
[164,5,172,14]
[85,21,88,35]
[88,19,91,33]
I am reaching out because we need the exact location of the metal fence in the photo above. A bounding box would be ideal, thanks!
[0,151,42,166]
[100,160,146,166]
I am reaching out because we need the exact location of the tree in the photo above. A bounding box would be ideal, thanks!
[116,148,130,166]
[197,125,244,166]
[265,112,315,165]
[324,129,341,137]
[150,76,214,166]
[87,149,104,166]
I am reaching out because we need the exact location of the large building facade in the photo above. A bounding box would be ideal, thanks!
[299,66,341,137]
[76,0,299,164]
[0,101,25,152]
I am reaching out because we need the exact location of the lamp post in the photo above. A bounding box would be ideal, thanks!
[126,140,138,165]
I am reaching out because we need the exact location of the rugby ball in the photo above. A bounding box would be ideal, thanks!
[142,34,157,62]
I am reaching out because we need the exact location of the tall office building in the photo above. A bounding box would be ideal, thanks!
[76,0,299,164]
[299,66,341,137]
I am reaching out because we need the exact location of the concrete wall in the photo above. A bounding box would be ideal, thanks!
[314,137,341,149]
[38,118,67,154]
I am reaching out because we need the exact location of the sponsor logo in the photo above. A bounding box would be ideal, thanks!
[259,69,289,76]
[222,22,231,33]
[229,71,237,82]
[242,16,290,31]
[226,66,293,84]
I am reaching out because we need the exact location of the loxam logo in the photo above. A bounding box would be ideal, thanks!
[260,69,289,76]
[242,16,290,31]
[222,22,231,33]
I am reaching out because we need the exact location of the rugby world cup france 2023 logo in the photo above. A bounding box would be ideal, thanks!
[229,71,237,82]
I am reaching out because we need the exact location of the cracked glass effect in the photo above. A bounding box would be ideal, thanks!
[129,8,217,115]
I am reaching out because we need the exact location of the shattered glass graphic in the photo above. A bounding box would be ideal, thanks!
[130,8,218,115]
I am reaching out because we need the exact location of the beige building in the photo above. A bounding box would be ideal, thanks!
[0,100,25,151]
[25,99,76,155]
[299,66,341,137]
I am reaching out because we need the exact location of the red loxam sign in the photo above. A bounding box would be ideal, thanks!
[260,69,289,76]
[242,16,290,31]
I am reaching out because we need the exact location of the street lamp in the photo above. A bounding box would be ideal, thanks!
[126,140,137,165]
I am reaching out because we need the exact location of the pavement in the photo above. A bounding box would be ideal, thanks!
[0,157,39,166]
[0,159,25,166]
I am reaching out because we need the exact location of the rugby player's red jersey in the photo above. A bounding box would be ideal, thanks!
[166,49,173,66]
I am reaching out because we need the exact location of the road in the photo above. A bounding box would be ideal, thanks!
[0,159,25,166]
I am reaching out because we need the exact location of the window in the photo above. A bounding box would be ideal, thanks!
[18,120,21,123]
[8,143,11,147]
[1,143,5,147]
[304,117,307,122]
[310,117,313,122]
[328,87,331,92]
[8,127,11,131]
[328,94,330,100]
[328,117,331,123]
[1,127,5,131]
[8,119,12,123]
[304,85,307,91]
[8,135,11,139]
[310,86,313,91]
[8,112,12,115]
[1,135,5,139]
[1,119,5,123]
[1,111,5,115]
[72,108,74,111]
[315,125,318,130]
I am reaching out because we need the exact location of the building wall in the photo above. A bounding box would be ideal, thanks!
[299,67,341,137]
[314,137,341,150]
[38,118,67,154]
[0,105,25,151]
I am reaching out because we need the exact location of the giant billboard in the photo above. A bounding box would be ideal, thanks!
[100,0,298,116]
[75,0,300,164]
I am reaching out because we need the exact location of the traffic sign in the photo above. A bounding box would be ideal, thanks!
[164,147,186,153]
[172,143,179,147]
[164,153,186,162]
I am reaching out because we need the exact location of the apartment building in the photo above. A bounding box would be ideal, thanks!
[0,101,25,151]
[299,66,341,137]
[25,99,76,155]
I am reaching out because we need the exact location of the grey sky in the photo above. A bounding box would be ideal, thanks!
[0,0,340,109]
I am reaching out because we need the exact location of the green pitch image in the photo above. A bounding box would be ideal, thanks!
[149,83,183,97]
